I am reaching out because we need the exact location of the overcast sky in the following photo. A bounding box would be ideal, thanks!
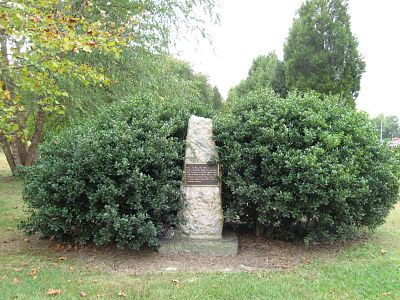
[176,0,400,118]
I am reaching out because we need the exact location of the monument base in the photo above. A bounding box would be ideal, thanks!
[158,231,238,256]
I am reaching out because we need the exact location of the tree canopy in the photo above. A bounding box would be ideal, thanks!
[52,50,222,132]
[228,52,286,100]
[283,0,365,107]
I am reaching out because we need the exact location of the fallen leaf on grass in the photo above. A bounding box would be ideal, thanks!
[380,249,387,255]
[382,292,391,296]
[118,291,127,297]
[12,278,20,285]
[171,279,180,288]
[28,269,38,279]
[47,289,62,296]
[79,291,88,297]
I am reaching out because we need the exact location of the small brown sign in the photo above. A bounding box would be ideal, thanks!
[185,163,219,186]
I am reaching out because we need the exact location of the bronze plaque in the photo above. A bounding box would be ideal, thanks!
[185,163,219,186]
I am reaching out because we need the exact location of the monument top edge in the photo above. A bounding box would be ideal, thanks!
[189,115,212,121]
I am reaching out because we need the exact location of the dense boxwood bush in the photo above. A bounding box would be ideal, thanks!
[214,91,399,242]
[21,95,211,249]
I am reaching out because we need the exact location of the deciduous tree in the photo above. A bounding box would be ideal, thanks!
[0,0,217,173]
[0,0,128,172]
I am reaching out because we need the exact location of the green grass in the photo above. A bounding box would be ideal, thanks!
[0,178,24,236]
[0,153,399,299]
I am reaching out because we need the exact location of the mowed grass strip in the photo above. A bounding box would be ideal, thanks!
[0,153,399,299]
[0,258,398,299]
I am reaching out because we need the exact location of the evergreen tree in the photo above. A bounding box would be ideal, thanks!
[212,86,223,110]
[284,0,365,107]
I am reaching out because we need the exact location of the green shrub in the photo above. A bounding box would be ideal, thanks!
[21,95,212,249]
[214,90,399,242]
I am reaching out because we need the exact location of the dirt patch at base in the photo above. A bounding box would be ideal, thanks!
[1,231,369,274]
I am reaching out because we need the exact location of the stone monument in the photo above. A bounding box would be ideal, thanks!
[158,115,238,256]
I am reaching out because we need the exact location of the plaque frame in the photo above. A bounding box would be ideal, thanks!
[184,163,220,187]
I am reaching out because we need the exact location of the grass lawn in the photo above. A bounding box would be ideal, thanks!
[0,153,399,299]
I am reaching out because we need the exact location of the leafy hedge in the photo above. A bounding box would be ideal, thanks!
[21,95,211,249]
[214,91,399,242]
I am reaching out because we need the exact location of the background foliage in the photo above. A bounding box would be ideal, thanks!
[48,49,223,134]
[228,52,287,100]
[214,90,399,242]
[371,114,400,140]
[21,95,212,249]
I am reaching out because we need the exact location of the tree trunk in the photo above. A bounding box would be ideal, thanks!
[0,30,44,172]
[25,110,45,166]
[0,110,46,173]
[0,136,16,173]
[11,135,26,166]
[255,220,266,237]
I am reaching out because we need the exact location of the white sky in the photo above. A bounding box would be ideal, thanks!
[176,0,400,118]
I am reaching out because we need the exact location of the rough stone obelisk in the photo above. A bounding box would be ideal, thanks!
[158,115,238,256]
[180,115,223,239]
